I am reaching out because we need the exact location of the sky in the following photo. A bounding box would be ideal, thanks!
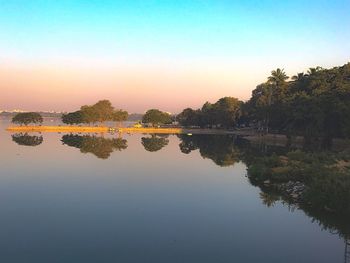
[0,0,349,113]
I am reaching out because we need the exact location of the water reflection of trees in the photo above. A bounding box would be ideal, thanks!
[141,134,169,152]
[240,141,350,260]
[178,134,240,167]
[12,133,43,146]
[61,134,127,159]
[178,134,350,255]
[259,185,350,260]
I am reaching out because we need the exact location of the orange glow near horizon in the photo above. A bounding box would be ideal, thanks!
[0,62,261,113]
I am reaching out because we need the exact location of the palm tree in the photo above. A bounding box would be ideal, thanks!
[263,68,288,133]
[268,68,289,86]
[307,66,323,75]
[292,72,305,81]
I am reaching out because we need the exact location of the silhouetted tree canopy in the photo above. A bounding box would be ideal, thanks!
[61,100,128,126]
[112,110,128,126]
[177,97,242,128]
[244,62,350,146]
[12,112,43,126]
[62,111,84,125]
[142,109,171,126]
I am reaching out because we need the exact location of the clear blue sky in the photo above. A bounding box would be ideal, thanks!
[0,0,349,112]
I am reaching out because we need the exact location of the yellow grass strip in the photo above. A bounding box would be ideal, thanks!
[6,126,110,133]
[118,127,183,134]
[6,126,184,134]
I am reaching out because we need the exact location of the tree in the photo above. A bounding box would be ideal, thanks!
[177,108,201,127]
[245,62,350,146]
[214,97,242,128]
[92,100,114,124]
[248,69,289,133]
[200,102,216,127]
[61,111,83,125]
[80,105,98,124]
[307,66,323,75]
[112,110,128,127]
[142,109,171,127]
[268,68,289,87]
[12,112,43,126]
[292,72,306,81]
[80,100,115,125]
[62,100,128,126]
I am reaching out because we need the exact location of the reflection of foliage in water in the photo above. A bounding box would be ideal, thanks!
[240,143,350,242]
[178,134,240,167]
[12,133,43,146]
[141,134,169,152]
[61,134,127,159]
[178,134,350,243]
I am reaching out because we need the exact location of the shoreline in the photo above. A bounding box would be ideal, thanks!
[6,126,350,149]
[5,125,235,134]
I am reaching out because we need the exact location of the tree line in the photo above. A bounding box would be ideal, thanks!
[177,62,350,145]
[11,101,173,127]
[245,63,350,146]
[177,97,242,128]
[10,62,350,145]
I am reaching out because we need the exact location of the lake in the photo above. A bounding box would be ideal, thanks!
[0,118,347,263]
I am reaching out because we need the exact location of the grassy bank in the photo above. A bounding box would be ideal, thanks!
[6,126,182,133]
[6,125,239,134]
[6,126,110,133]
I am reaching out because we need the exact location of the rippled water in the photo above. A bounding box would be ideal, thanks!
[0,118,346,263]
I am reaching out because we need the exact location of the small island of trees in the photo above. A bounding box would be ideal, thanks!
[62,100,128,126]
[12,112,43,126]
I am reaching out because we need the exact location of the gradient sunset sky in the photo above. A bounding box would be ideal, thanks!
[1,0,349,113]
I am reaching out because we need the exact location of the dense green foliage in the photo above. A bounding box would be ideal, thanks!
[178,97,242,128]
[142,109,171,126]
[177,62,350,145]
[61,111,83,125]
[61,100,128,126]
[246,63,350,145]
[12,112,43,126]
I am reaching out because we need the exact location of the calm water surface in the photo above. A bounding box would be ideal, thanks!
[0,119,346,262]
